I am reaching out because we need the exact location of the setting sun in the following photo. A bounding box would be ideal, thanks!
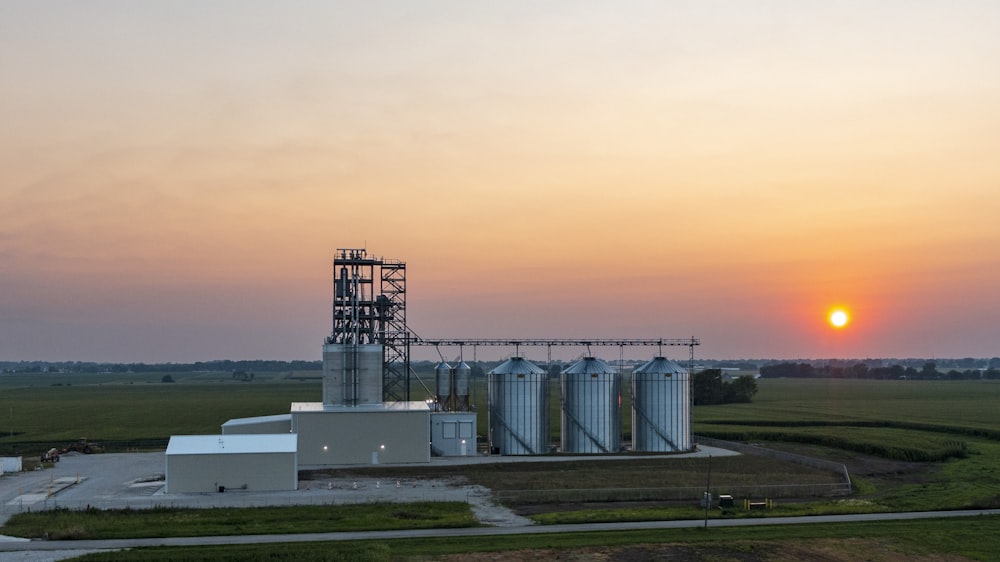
[829,309,850,329]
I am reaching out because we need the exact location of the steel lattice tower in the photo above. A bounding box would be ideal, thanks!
[326,248,410,402]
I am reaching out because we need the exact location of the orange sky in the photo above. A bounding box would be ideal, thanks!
[2,1,999,362]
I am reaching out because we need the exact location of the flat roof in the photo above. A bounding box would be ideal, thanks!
[221,414,292,427]
[290,401,430,413]
[166,434,297,456]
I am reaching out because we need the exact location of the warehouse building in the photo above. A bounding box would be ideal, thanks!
[165,434,298,493]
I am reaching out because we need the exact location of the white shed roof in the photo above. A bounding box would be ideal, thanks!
[166,434,297,456]
[221,414,292,427]
[290,401,430,413]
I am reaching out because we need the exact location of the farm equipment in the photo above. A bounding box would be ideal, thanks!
[41,448,61,463]
[62,438,103,455]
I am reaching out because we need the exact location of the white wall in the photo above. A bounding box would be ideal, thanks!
[430,412,476,456]
[166,451,297,494]
[293,407,430,467]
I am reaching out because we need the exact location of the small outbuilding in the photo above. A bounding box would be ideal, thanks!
[0,456,22,475]
[165,434,298,494]
[430,411,476,456]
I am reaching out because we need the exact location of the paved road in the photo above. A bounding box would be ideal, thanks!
[0,508,997,556]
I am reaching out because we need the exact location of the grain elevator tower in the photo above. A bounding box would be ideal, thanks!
[323,248,409,404]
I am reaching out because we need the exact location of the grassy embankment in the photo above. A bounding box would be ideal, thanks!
[67,515,1000,561]
[0,502,476,540]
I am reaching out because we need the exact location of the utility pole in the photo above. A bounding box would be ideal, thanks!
[703,454,712,528]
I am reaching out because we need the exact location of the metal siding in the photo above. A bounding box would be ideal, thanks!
[488,358,549,455]
[631,358,692,452]
[165,451,296,494]
[430,411,477,456]
[294,408,430,467]
[322,344,384,406]
[561,360,622,454]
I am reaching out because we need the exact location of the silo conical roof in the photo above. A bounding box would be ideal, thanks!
[633,357,687,375]
[562,357,616,375]
[488,357,545,375]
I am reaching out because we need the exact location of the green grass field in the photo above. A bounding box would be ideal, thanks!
[696,378,999,430]
[0,372,319,455]
[2,502,477,540]
[66,515,1000,561]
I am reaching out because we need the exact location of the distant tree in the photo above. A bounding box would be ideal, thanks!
[724,375,758,403]
[921,362,939,379]
[161,375,175,383]
[693,369,724,405]
[693,369,759,405]
[759,362,817,378]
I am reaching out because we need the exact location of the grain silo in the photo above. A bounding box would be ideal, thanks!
[322,343,384,406]
[434,361,452,407]
[430,360,477,456]
[488,357,549,455]
[631,357,691,452]
[560,357,621,453]
[453,361,472,410]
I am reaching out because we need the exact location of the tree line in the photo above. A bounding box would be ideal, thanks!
[692,369,758,405]
[0,359,321,374]
[759,362,1000,380]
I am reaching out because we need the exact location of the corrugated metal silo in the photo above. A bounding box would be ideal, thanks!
[435,361,452,406]
[631,357,691,452]
[488,357,549,455]
[454,361,472,410]
[560,357,621,453]
[322,343,384,406]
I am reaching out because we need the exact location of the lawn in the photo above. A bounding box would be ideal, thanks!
[65,515,1000,561]
[1,502,477,540]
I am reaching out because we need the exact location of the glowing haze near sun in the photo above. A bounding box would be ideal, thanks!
[2,1,1000,362]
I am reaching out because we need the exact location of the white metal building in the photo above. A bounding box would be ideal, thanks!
[0,456,22,475]
[430,412,476,456]
[291,401,430,468]
[165,434,298,494]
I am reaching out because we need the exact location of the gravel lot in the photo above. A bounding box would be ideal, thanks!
[0,446,734,527]
[0,452,534,527]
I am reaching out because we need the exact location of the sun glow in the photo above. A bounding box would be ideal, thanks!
[829,309,850,329]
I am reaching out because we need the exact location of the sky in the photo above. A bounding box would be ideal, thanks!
[2,1,999,363]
